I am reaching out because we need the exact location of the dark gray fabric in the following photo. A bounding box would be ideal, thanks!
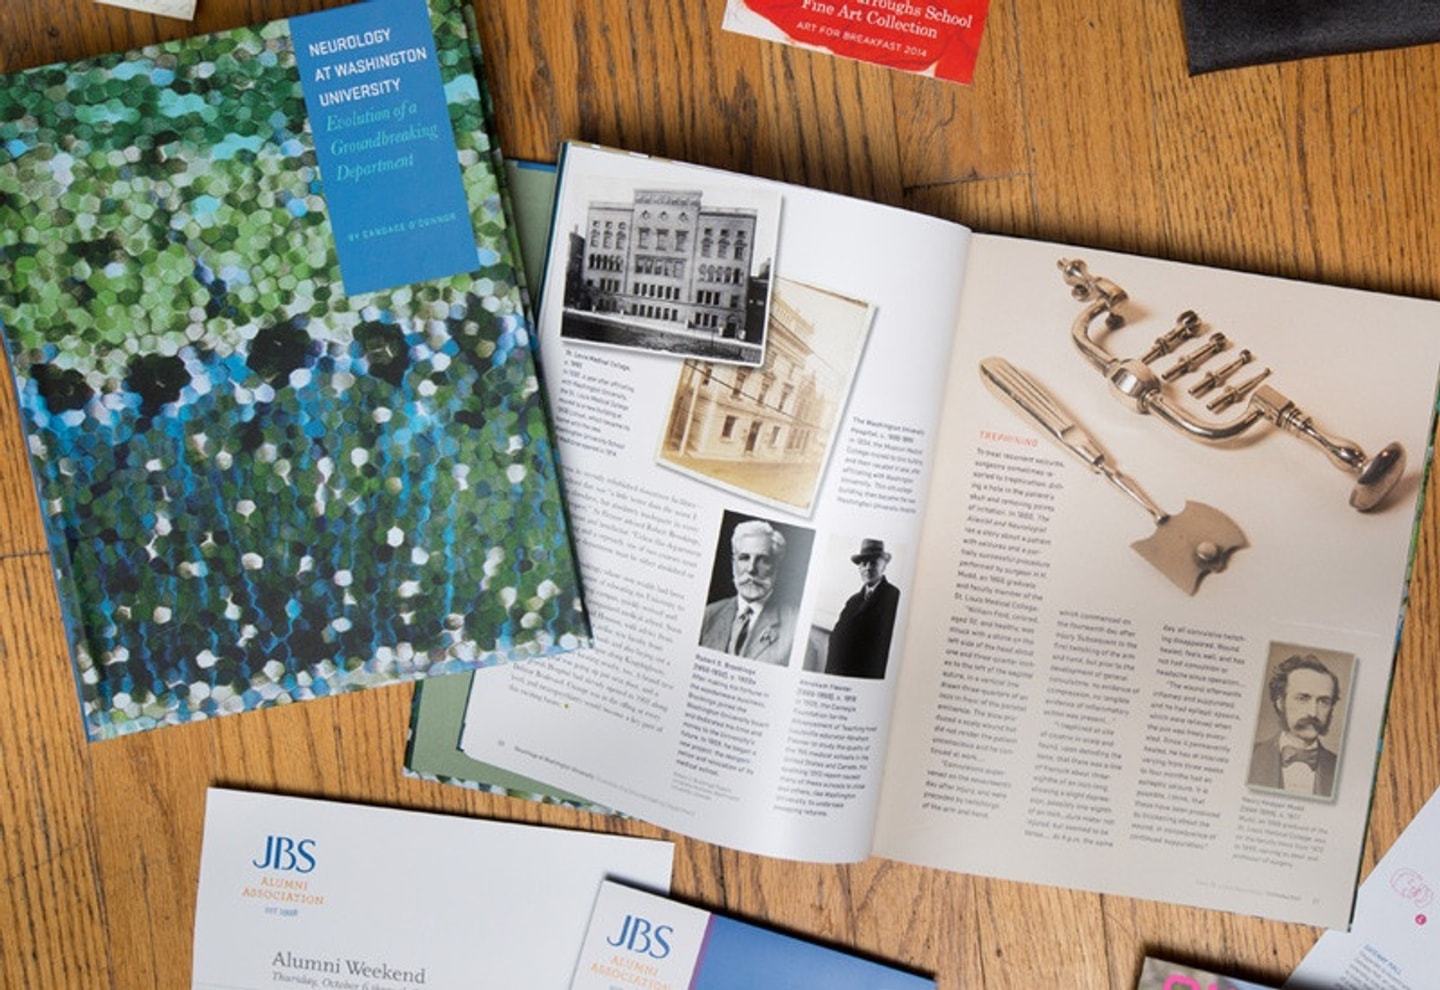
[1181,0,1440,74]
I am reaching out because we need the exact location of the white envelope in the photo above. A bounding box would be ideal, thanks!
[191,788,673,990]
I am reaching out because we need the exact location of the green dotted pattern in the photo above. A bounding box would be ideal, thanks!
[0,0,587,740]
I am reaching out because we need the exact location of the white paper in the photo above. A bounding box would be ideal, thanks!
[96,0,197,20]
[1285,787,1440,989]
[190,789,673,990]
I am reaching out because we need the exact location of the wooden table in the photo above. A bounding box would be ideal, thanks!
[2,2,1438,986]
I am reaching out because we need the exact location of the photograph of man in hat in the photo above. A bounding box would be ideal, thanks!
[822,538,901,679]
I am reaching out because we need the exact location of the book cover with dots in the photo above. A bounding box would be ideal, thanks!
[0,0,587,740]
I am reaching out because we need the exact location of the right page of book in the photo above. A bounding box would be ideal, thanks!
[873,234,1440,928]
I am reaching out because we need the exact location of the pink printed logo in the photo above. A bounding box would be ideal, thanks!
[1165,977,1219,990]
[1390,867,1434,910]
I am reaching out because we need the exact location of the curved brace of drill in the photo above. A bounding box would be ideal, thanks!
[1057,258,1405,512]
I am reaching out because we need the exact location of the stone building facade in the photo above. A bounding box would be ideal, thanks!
[663,288,828,464]
[579,189,759,341]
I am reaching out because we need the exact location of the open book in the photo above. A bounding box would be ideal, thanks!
[409,143,1440,928]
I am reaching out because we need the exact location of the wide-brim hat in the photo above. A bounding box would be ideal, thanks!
[851,538,890,563]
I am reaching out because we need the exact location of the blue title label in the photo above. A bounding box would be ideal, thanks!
[291,0,477,295]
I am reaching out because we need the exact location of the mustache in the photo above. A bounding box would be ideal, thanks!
[1294,715,1330,732]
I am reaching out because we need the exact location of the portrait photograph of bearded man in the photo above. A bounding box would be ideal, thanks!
[698,512,815,667]
[1246,645,1355,801]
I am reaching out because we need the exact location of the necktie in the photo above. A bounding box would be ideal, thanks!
[1281,745,1320,769]
[731,606,752,654]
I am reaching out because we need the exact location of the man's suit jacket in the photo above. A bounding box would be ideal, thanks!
[823,577,900,679]
[1247,734,1338,798]
[699,596,799,666]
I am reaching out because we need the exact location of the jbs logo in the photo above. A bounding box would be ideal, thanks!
[251,835,317,873]
[605,914,673,959]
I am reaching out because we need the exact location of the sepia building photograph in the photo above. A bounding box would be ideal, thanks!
[560,183,778,365]
[657,277,873,513]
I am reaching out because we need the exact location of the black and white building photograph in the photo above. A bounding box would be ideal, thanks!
[555,166,780,365]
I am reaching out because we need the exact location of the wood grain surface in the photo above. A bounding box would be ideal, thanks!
[2,2,1438,987]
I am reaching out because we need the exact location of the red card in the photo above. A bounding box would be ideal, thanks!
[723,0,991,84]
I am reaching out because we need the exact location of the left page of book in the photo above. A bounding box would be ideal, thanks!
[0,0,588,740]
[569,880,935,989]
[449,142,972,861]
[189,789,674,990]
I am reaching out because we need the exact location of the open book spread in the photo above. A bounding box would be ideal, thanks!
[0,0,587,739]
[570,880,935,988]
[415,143,1440,928]
[189,789,674,990]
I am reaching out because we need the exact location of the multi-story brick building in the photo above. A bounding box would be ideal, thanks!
[577,189,760,343]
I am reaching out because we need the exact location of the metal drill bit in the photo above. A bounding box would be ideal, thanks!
[1188,349,1254,397]
[1161,333,1228,382]
[1206,368,1272,412]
